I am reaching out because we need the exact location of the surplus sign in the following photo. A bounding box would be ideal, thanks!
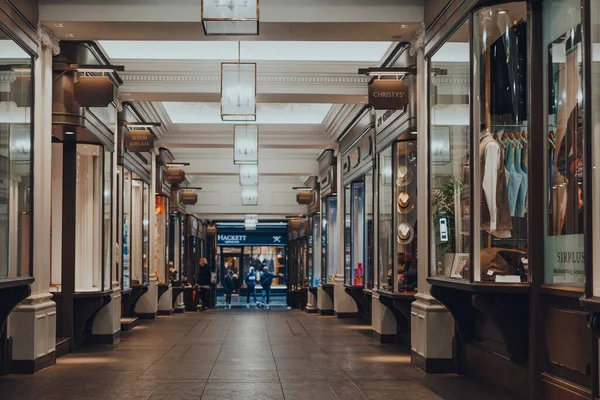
[368,79,409,110]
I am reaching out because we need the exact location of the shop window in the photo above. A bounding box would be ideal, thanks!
[429,18,471,279]
[123,170,132,289]
[75,145,105,291]
[344,184,352,285]
[365,173,374,290]
[326,196,338,283]
[472,4,529,283]
[378,145,394,290]
[311,213,321,286]
[592,0,600,295]
[350,181,366,286]
[396,141,417,292]
[0,33,33,280]
[543,0,584,287]
[103,150,112,290]
[155,196,169,283]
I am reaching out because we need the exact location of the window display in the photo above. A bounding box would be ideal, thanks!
[344,184,352,285]
[472,4,529,283]
[154,195,169,283]
[123,170,132,288]
[130,176,150,285]
[592,0,600,295]
[379,146,394,291]
[310,213,321,286]
[365,173,374,290]
[321,196,338,284]
[429,19,471,280]
[543,0,584,287]
[0,33,33,279]
[396,141,417,292]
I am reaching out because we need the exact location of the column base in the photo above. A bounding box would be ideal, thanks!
[333,277,358,315]
[135,277,159,317]
[411,351,455,373]
[88,331,120,345]
[410,293,454,373]
[335,311,358,319]
[120,317,139,331]
[11,351,56,374]
[318,309,334,316]
[372,331,396,344]
[8,292,56,374]
[136,311,158,320]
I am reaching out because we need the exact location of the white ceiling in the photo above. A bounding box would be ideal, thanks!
[162,102,333,124]
[99,41,393,62]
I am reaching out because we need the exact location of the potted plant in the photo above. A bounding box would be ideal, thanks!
[432,175,464,275]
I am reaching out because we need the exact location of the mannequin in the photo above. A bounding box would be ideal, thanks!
[480,126,512,238]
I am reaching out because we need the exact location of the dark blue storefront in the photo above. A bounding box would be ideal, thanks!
[215,223,288,297]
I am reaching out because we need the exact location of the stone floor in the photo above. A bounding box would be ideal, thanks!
[0,309,514,400]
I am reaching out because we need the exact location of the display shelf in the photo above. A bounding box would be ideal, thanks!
[427,276,530,294]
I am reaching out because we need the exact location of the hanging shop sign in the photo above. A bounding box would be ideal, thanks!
[165,168,185,185]
[217,231,287,246]
[74,75,115,107]
[296,191,312,205]
[124,130,154,153]
[368,79,409,110]
[181,191,198,205]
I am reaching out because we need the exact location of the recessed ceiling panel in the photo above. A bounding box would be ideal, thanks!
[99,40,392,61]
[163,102,332,124]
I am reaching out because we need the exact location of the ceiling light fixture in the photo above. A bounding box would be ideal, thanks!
[233,124,259,165]
[239,164,258,186]
[125,122,162,130]
[358,67,416,77]
[65,33,75,38]
[165,162,191,167]
[221,42,257,122]
[55,23,65,28]
[201,0,259,36]
[241,185,258,206]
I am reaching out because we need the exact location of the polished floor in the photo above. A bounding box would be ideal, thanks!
[0,309,514,400]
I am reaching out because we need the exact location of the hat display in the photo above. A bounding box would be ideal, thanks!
[397,222,414,244]
[396,165,413,186]
[397,191,414,213]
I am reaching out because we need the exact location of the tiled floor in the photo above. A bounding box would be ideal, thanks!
[0,309,514,399]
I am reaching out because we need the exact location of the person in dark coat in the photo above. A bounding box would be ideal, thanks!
[259,266,275,308]
[196,257,212,311]
[224,270,234,309]
[245,266,257,307]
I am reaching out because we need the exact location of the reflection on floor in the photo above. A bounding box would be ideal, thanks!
[0,310,515,400]
[216,293,289,308]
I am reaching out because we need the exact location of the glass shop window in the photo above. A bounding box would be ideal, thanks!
[103,150,112,290]
[122,170,132,289]
[592,0,600,295]
[396,141,418,292]
[0,32,33,280]
[51,143,63,291]
[365,172,374,290]
[344,184,352,285]
[312,213,320,286]
[351,181,366,287]
[472,3,529,283]
[155,195,169,283]
[543,0,584,287]
[320,199,327,286]
[379,145,394,291]
[142,182,150,284]
[326,196,338,283]
[75,145,104,291]
[429,19,471,279]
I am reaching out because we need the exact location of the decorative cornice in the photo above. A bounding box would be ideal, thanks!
[409,23,426,56]
[37,23,60,56]
[169,152,319,161]
[431,77,470,86]
[164,131,330,140]
[120,73,369,86]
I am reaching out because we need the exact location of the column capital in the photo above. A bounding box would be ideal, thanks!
[37,23,60,56]
[409,23,426,56]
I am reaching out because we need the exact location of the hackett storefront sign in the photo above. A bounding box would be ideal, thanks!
[217,232,288,246]
[368,79,409,110]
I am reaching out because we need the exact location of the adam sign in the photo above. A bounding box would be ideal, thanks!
[125,130,154,153]
[368,79,409,110]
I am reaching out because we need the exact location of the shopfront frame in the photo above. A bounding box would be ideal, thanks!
[423,1,598,398]
[317,149,337,313]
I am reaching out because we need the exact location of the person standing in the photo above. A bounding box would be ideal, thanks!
[223,270,234,309]
[259,266,274,308]
[245,266,257,308]
[197,257,212,311]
